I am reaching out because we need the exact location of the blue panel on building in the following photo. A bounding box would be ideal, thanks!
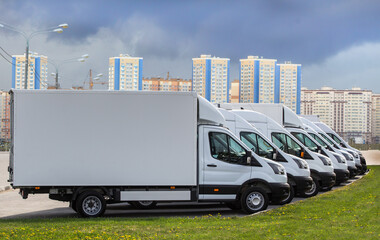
[205,59,211,101]
[138,59,143,91]
[238,62,241,102]
[114,58,120,90]
[274,64,280,103]
[12,57,16,89]
[254,60,260,103]
[296,66,302,114]
[35,57,40,89]
[227,60,230,103]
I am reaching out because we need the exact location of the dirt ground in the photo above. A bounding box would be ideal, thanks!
[361,150,380,165]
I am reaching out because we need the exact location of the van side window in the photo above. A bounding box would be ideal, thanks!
[209,132,247,165]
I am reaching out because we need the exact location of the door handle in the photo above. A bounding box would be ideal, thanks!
[207,164,217,167]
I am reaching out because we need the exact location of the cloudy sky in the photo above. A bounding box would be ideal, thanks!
[0,0,380,92]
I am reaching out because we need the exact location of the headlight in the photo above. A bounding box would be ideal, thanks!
[333,154,345,163]
[319,156,332,166]
[342,152,354,161]
[268,162,285,175]
[292,158,308,169]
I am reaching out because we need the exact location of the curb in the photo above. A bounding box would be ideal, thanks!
[0,185,11,192]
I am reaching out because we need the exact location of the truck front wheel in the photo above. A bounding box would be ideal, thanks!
[76,191,106,217]
[300,176,319,198]
[240,187,268,214]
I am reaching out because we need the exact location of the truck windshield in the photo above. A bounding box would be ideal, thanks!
[271,132,303,158]
[240,132,274,159]
[291,132,319,152]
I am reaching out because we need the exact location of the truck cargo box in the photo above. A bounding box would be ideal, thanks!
[9,90,198,187]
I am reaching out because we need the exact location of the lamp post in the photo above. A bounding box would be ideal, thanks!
[0,22,68,89]
[49,54,89,89]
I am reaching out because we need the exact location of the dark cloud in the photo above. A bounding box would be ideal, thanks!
[1,0,380,91]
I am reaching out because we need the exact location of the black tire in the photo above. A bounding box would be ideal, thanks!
[225,201,241,210]
[300,176,319,198]
[70,200,77,212]
[76,191,106,217]
[272,186,294,205]
[240,187,269,214]
[130,201,157,209]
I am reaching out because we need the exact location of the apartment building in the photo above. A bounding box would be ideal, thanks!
[142,77,192,92]
[109,54,143,91]
[372,94,380,143]
[239,56,301,113]
[192,55,230,103]
[229,80,239,103]
[301,87,373,143]
[0,91,10,142]
[12,53,48,89]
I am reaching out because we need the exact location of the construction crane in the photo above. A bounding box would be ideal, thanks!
[88,69,107,90]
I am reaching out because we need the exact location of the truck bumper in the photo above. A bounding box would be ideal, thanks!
[360,156,368,173]
[355,163,363,174]
[293,176,313,194]
[268,182,290,202]
[348,165,357,177]
[334,169,349,184]
[318,171,336,189]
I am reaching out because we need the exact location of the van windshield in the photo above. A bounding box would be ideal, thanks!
[327,133,346,147]
[271,132,303,158]
[291,132,319,152]
[240,132,274,159]
[319,133,339,148]
[309,133,328,148]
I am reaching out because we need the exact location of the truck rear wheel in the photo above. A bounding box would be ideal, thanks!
[76,191,106,217]
[130,201,157,209]
[240,187,268,214]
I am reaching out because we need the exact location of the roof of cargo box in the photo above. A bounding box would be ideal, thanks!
[198,96,225,125]
[299,117,325,134]
[218,103,304,129]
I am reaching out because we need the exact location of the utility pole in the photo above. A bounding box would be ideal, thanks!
[89,69,93,90]
[24,41,29,89]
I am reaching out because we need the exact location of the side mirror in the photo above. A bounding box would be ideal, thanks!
[246,151,252,165]
[317,146,322,154]
[272,150,277,160]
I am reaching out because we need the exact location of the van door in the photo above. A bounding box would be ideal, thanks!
[200,126,251,200]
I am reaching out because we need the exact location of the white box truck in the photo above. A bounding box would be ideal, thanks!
[8,90,289,217]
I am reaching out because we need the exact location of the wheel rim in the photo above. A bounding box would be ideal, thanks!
[82,196,102,216]
[246,192,264,211]
[305,180,317,195]
[139,201,153,206]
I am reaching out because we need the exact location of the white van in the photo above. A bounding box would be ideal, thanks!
[217,106,335,197]
[300,117,358,178]
[218,109,312,204]
[312,122,367,174]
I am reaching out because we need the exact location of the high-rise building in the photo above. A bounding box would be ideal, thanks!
[301,87,373,143]
[239,56,301,113]
[108,54,143,91]
[12,53,48,89]
[278,62,302,114]
[192,55,230,103]
[372,94,380,143]
[142,77,192,92]
[0,91,10,142]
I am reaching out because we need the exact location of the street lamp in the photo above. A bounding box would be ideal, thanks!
[49,54,89,89]
[0,22,68,89]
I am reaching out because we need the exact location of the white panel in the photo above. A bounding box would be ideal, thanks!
[200,194,236,200]
[120,191,191,201]
[12,90,198,186]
